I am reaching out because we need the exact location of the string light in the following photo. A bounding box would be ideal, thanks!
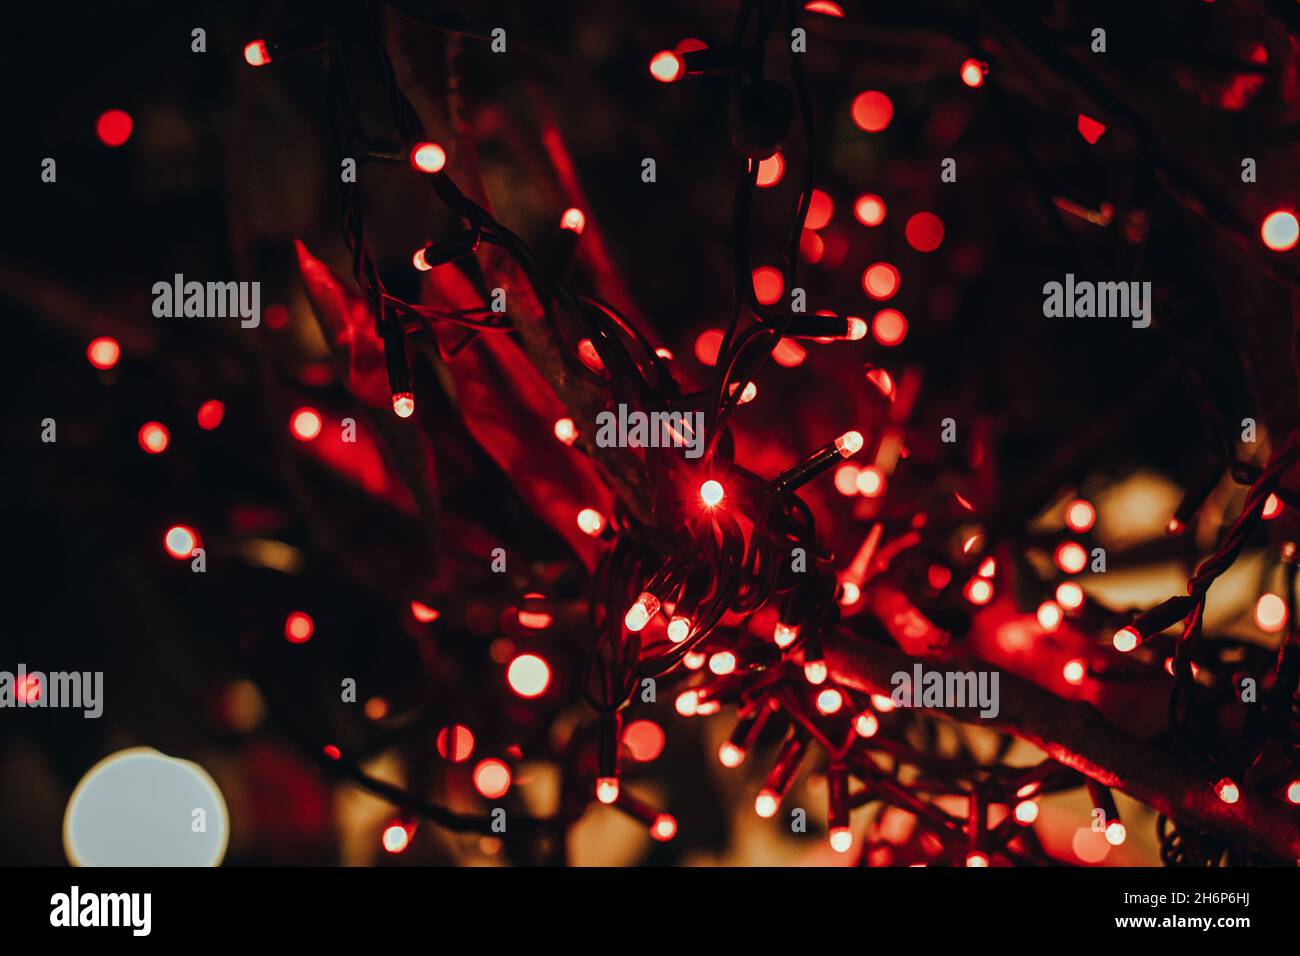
[243,40,271,67]
[1054,541,1088,574]
[163,525,199,559]
[1261,210,1299,252]
[854,193,886,226]
[960,58,987,88]
[408,142,447,174]
[649,50,684,83]
[507,654,552,698]
[137,422,169,454]
[86,336,121,370]
[392,392,415,418]
[560,207,587,234]
[577,508,608,536]
[284,611,314,643]
[290,407,323,441]
[871,308,907,346]
[851,90,893,132]
[862,263,900,300]
[554,417,578,445]
[473,758,512,799]
[196,399,224,430]
[1064,499,1096,532]
[95,109,133,147]
[1254,593,1288,633]
[700,479,725,507]
[1056,581,1084,610]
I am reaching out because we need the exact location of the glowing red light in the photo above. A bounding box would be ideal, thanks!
[1077,114,1106,144]
[409,142,447,174]
[17,674,41,704]
[595,776,620,804]
[675,690,700,716]
[694,328,724,366]
[1014,800,1039,824]
[137,422,169,454]
[966,851,989,867]
[1056,581,1084,610]
[473,758,512,799]
[87,337,121,370]
[854,194,886,227]
[964,577,994,606]
[1112,626,1139,653]
[804,0,844,15]
[382,822,411,853]
[1064,498,1096,532]
[756,152,785,187]
[718,742,745,768]
[834,463,861,496]
[960,58,986,88]
[829,827,853,852]
[851,90,893,133]
[323,744,341,761]
[163,525,199,559]
[1214,778,1239,804]
[1105,821,1127,846]
[836,430,864,457]
[854,710,879,737]
[1286,780,1300,805]
[865,366,896,400]
[392,392,415,418]
[196,399,224,430]
[649,50,684,83]
[855,466,885,497]
[243,40,271,67]
[560,208,586,234]
[554,417,578,445]
[752,266,785,305]
[95,109,133,147]
[410,600,440,623]
[816,688,844,714]
[804,660,829,684]
[700,479,725,507]
[622,720,665,762]
[862,263,900,300]
[1054,541,1088,574]
[871,308,907,346]
[1254,592,1288,633]
[755,789,779,818]
[772,337,807,367]
[1062,659,1086,685]
[290,407,323,441]
[577,508,607,536]
[436,724,475,762]
[774,622,799,648]
[805,189,834,230]
[284,611,314,643]
[927,564,952,590]
[1262,493,1282,519]
[708,650,737,675]
[577,338,605,372]
[412,248,431,272]
[1261,211,1299,252]
[625,592,660,632]
[904,212,945,253]
[507,653,552,698]
[1037,601,1063,631]
[651,814,678,841]
[666,615,691,643]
